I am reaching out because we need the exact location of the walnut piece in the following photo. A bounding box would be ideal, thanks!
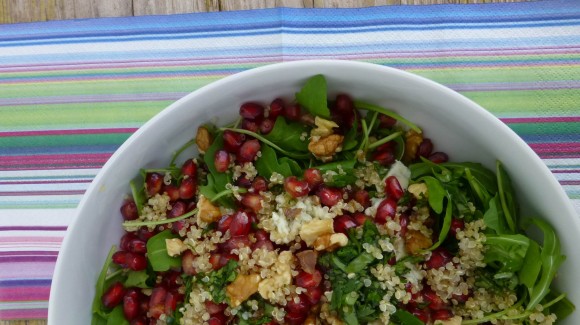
[434,316,463,325]
[308,134,344,161]
[405,229,433,255]
[165,238,187,257]
[311,116,339,138]
[197,195,222,224]
[299,219,334,246]
[195,126,213,153]
[226,273,261,307]
[313,233,348,252]
[403,129,423,162]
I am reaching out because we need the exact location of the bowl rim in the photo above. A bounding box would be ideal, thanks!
[47,59,578,323]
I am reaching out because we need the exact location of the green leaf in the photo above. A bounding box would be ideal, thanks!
[92,246,117,315]
[264,117,310,152]
[106,305,129,325]
[200,134,234,207]
[518,240,541,294]
[427,198,453,251]
[342,115,359,151]
[420,176,445,214]
[130,179,146,215]
[295,74,330,118]
[496,161,518,233]
[465,167,493,210]
[484,234,530,273]
[124,270,151,289]
[280,157,303,176]
[345,252,375,274]
[394,255,424,276]
[483,194,507,235]
[325,172,358,187]
[548,293,575,320]
[354,100,422,133]
[204,259,239,304]
[255,144,300,179]
[391,309,425,325]
[146,230,182,272]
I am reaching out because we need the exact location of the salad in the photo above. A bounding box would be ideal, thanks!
[92,75,574,325]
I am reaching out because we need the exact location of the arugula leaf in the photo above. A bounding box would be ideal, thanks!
[146,230,182,272]
[342,115,359,151]
[354,100,421,133]
[255,144,302,179]
[316,160,356,172]
[124,270,151,289]
[92,246,117,316]
[129,179,146,215]
[483,194,508,235]
[106,305,129,325]
[427,198,453,251]
[420,176,445,214]
[264,117,310,152]
[496,161,517,234]
[484,233,530,273]
[465,167,493,210]
[295,74,330,118]
[391,309,425,325]
[518,240,541,294]
[547,293,575,320]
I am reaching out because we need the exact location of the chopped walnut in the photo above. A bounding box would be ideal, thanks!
[407,183,428,199]
[226,273,261,307]
[165,238,187,257]
[311,116,339,138]
[434,316,463,325]
[308,134,344,161]
[303,314,319,325]
[197,195,222,224]
[403,129,423,162]
[313,233,348,252]
[195,126,213,153]
[299,219,334,246]
[405,229,433,255]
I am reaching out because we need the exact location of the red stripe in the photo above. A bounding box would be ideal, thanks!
[0,286,51,302]
[0,128,137,137]
[0,153,111,170]
[530,142,580,153]
[0,308,47,320]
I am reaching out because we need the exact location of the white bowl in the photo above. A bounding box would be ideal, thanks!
[48,60,579,324]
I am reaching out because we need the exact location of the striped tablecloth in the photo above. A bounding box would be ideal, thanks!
[1,0,579,320]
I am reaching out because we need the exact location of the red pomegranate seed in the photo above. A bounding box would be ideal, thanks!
[376,141,395,152]
[304,286,322,305]
[235,175,252,188]
[137,227,156,242]
[164,291,182,315]
[353,189,371,208]
[284,103,301,121]
[335,94,354,113]
[417,138,434,158]
[126,252,147,271]
[112,251,128,267]
[407,305,430,323]
[217,215,233,234]
[251,176,268,193]
[208,313,228,325]
[295,270,322,288]
[163,184,180,201]
[284,176,310,198]
[182,250,197,275]
[375,198,397,224]
[181,159,197,177]
[432,309,453,321]
[452,292,470,303]
[149,286,167,319]
[179,177,197,200]
[353,212,369,226]
[285,311,307,325]
[205,301,227,315]
[259,118,275,134]
[209,253,222,270]
[303,168,323,188]
[120,199,138,221]
[102,282,126,309]
[386,176,404,200]
[241,119,260,133]
[423,287,447,310]
[240,193,262,213]
[316,186,342,207]
[237,139,261,163]
[162,271,182,290]
[372,150,395,166]
[120,232,138,251]
[333,215,357,234]
[286,294,311,315]
[429,152,449,164]
[130,317,147,325]
[214,150,230,173]
[399,214,409,237]
[223,130,245,153]
[254,229,269,241]
[449,218,465,237]
[239,102,265,120]
[379,114,397,128]
[145,173,163,197]
[123,288,142,321]
[269,98,284,119]
[229,211,252,236]
[219,254,239,267]
[127,239,147,254]
[252,239,274,251]
[425,247,453,269]
[168,201,187,219]
[220,235,251,253]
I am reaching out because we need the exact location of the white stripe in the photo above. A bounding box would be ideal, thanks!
[0,209,76,226]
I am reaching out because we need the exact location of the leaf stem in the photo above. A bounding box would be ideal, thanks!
[211,187,248,202]
[220,127,310,160]
[123,208,198,228]
[105,268,124,281]
[354,100,422,133]
[170,137,197,166]
[368,131,403,150]
[358,119,369,153]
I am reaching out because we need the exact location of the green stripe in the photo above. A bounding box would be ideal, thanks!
[0,133,131,148]
[509,122,580,135]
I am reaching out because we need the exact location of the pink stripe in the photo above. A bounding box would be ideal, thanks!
[0,128,137,137]
[0,153,111,170]
[0,179,91,185]
[0,236,63,243]
[530,142,580,153]
[0,261,56,279]
[0,308,47,320]
[0,286,50,302]
[501,116,580,123]
[552,169,580,173]
[560,180,580,185]
[0,190,85,196]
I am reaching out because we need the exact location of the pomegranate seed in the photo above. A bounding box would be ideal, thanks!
[285,311,307,325]
[251,176,268,193]
[353,212,369,226]
[182,250,197,275]
[255,229,269,241]
[235,175,252,188]
[126,252,148,271]
[303,168,323,188]
[388,256,397,265]
[214,150,230,173]
[130,317,147,325]
[399,214,409,237]
[181,159,197,177]
[164,291,182,315]
[375,198,397,224]
[407,305,430,323]
[353,189,371,208]
[229,211,252,236]
[217,215,233,233]
[269,98,284,119]
[149,286,167,319]
[429,152,449,164]
[379,114,397,128]
[295,270,322,288]
[284,176,310,198]
[452,292,470,303]
[385,176,404,200]
[449,218,465,237]
[219,254,239,267]
[241,119,260,133]
[425,247,453,269]
[286,294,311,315]
[222,130,245,153]
[284,103,301,121]
[220,235,250,253]
[120,200,138,221]
[240,193,262,213]
[137,227,156,242]
[316,186,342,207]
[432,309,453,321]
[163,184,180,201]
[376,141,395,152]
[120,232,138,251]
[179,177,197,200]
[334,215,357,234]
[101,282,125,309]
[417,139,434,158]
[259,118,275,134]
[205,301,227,315]
[112,251,128,267]
[423,287,447,310]
[304,286,322,305]
[123,288,142,321]
[335,94,354,113]
[372,150,395,166]
[237,139,261,163]
[252,239,274,251]
[127,239,147,254]
[209,253,222,270]
[207,313,228,325]
[239,102,265,120]
[145,173,163,197]
[162,271,182,290]
[168,201,187,219]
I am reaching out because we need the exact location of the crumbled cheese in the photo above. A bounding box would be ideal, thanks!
[165,238,187,257]
[385,160,411,190]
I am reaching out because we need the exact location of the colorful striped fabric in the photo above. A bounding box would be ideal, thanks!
[1,0,579,320]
